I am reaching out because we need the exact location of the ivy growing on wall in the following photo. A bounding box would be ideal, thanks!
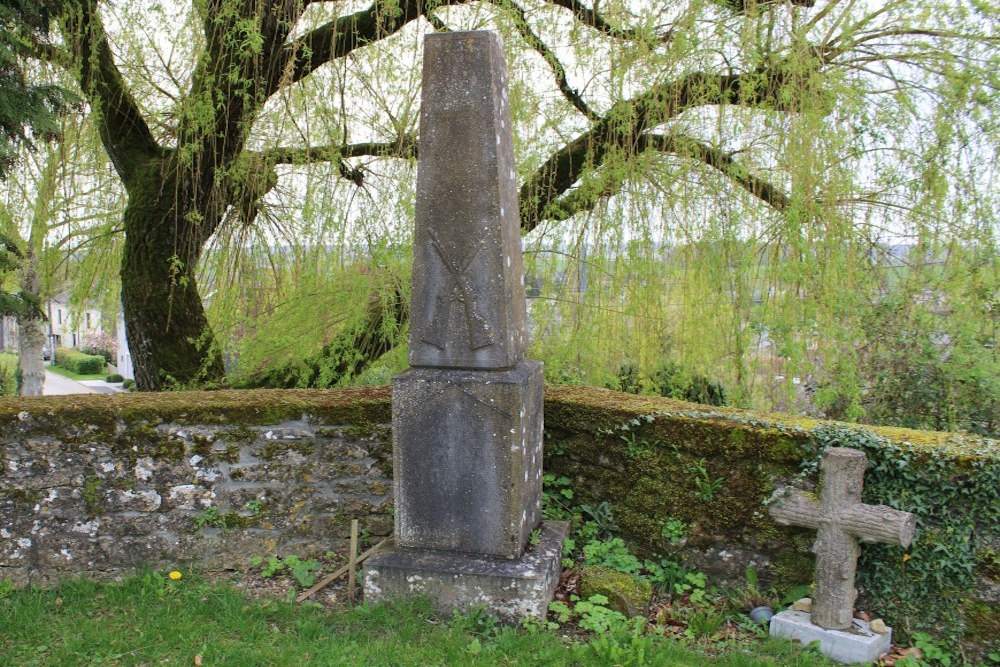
[802,424,999,649]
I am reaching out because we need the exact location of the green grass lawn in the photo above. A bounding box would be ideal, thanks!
[0,573,835,666]
[45,365,108,381]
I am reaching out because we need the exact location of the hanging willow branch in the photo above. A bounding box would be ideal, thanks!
[26,0,996,391]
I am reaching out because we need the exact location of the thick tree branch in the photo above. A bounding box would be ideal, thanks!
[520,60,817,229]
[59,0,160,183]
[277,0,434,93]
[184,0,303,173]
[534,132,788,223]
[265,138,417,164]
[721,0,815,12]
[260,138,417,186]
[646,133,789,211]
[546,0,645,40]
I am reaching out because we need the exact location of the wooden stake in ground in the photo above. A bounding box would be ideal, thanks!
[348,519,359,604]
[296,537,392,603]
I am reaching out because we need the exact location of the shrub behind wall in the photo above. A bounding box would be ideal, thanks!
[0,352,18,395]
[54,347,106,374]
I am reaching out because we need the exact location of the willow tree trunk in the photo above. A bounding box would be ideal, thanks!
[121,161,224,391]
[16,253,45,396]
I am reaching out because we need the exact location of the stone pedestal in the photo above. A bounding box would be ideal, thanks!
[365,521,568,621]
[770,610,891,664]
[392,361,543,558]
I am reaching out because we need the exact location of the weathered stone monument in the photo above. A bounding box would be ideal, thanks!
[769,447,916,664]
[363,30,567,620]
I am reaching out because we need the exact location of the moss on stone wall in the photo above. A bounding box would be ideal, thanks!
[0,387,392,437]
[2,385,995,655]
[543,386,999,654]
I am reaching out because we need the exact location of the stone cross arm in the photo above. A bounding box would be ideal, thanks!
[770,490,915,547]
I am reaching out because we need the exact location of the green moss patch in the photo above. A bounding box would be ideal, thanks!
[0,387,392,434]
[578,566,652,616]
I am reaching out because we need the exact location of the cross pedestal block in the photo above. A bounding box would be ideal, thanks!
[364,520,568,622]
[770,609,891,664]
[391,360,543,559]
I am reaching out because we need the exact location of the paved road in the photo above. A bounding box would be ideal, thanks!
[42,369,97,395]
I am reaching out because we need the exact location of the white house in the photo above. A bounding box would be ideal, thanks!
[115,314,134,380]
[46,293,103,350]
[0,293,103,356]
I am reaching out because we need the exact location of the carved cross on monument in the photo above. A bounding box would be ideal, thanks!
[770,447,916,630]
[422,231,492,350]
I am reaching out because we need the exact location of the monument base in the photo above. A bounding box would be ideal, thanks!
[392,361,544,558]
[770,609,891,664]
[364,521,568,622]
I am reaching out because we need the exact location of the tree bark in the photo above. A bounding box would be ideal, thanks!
[120,158,225,390]
[16,252,45,396]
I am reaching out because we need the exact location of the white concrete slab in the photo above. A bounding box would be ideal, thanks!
[770,609,891,664]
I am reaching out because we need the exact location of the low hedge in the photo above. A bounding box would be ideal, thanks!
[54,347,106,374]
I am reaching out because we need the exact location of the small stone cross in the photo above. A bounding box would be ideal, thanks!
[769,447,915,630]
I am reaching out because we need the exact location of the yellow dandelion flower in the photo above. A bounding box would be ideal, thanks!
[902,554,911,563]
[169,570,182,580]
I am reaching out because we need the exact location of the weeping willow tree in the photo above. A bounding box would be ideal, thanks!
[0,109,124,395]
[18,0,998,400]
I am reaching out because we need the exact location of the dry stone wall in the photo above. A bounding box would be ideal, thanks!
[0,386,996,654]
[0,389,393,586]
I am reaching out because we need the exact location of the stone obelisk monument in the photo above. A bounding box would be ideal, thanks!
[363,31,567,620]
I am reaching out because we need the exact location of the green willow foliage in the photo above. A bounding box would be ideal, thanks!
[210,0,1000,431]
[12,0,999,424]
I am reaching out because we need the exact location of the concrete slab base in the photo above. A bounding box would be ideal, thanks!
[363,521,567,622]
[770,609,891,664]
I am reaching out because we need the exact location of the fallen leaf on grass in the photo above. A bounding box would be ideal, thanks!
[882,645,923,666]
